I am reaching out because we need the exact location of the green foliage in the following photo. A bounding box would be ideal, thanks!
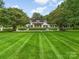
[0,0,4,8]
[8,8,29,25]
[7,8,29,31]
[32,12,43,20]
[46,0,79,31]
[0,8,10,26]
[0,8,29,31]
[0,1,29,31]
[64,0,79,29]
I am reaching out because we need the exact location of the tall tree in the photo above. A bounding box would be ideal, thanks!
[47,0,79,31]
[32,12,43,20]
[0,0,4,8]
[7,8,29,31]
[0,8,9,31]
[64,0,79,29]
[48,3,68,31]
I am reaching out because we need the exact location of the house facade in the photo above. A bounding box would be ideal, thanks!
[25,19,59,31]
[26,20,50,28]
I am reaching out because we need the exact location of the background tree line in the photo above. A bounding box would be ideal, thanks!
[45,0,79,31]
[0,0,29,31]
[0,0,79,31]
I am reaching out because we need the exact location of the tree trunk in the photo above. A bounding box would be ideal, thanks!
[12,25,17,31]
[58,25,65,31]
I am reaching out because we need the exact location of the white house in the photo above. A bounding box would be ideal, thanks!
[26,20,50,28]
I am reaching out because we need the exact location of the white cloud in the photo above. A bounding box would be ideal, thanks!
[34,0,49,5]
[57,0,63,5]
[31,7,47,13]
[31,6,50,17]
[11,5,21,9]
[52,0,63,4]
[48,0,63,7]
[52,0,57,2]
[34,0,63,5]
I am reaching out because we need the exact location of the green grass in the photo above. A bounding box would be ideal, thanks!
[0,31,79,59]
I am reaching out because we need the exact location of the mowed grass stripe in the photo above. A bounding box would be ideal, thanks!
[44,32,71,58]
[0,33,33,59]
[39,33,57,59]
[43,33,64,59]
[55,33,79,54]
[0,32,30,39]
[46,32,79,59]
[0,33,32,56]
[59,32,79,45]
[52,32,79,59]
[8,33,34,59]
[15,33,40,59]
[0,33,25,45]
[59,33,79,46]
[0,32,13,36]
[0,33,17,40]
[61,31,79,37]
[0,32,79,59]
[0,33,26,52]
[39,33,44,59]
[50,32,79,55]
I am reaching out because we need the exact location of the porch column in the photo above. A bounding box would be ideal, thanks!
[48,24,50,28]
[0,26,3,31]
[16,27,19,31]
[33,24,35,28]
[42,25,44,28]
[57,27,59,31]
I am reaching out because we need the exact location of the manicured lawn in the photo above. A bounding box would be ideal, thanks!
[0,31,79,59]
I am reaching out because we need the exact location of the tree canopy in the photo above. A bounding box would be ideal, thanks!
[32,12,44,20]
[0,0,4,8]
[46,0,79,31]
[0,8,29,31]
[7,8,29,31]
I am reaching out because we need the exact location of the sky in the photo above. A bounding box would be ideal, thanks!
[4,0,63,17]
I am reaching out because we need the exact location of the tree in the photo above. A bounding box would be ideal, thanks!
[47,0,79,31]
[47,3,68,31]
[64,0,79,29]
[32,12,43,20]
[0,8,10,31]
[7,8,29,31]
[0,0,4,8]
